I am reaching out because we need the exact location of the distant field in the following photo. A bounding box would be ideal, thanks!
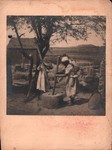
[9,44,105,66]
[49,44,105,55]
[45,44,105,65]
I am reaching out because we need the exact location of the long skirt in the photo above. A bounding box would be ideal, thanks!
[66,77,77,97]
[36,69,49,92]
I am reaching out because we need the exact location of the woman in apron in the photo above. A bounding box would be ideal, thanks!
[56,55,78,105]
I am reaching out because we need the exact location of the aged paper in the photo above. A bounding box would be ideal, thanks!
[0,0,112,149]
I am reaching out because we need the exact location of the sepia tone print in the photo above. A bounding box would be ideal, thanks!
[7,16,106,115]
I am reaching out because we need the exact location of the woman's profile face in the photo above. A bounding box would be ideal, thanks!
[62,60,69,66]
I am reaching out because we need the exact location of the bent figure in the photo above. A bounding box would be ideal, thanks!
[56,55,79,105]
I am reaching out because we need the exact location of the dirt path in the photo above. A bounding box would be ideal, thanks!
[7,92,105,116]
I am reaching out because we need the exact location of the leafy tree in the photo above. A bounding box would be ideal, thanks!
[7,16,106,98]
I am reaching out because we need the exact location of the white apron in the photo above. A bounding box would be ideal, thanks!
[65,64,77,97]
[36,64,49,92]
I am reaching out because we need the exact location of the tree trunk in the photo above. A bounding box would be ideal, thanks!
[13,22,34,98]
[31,46,49,92]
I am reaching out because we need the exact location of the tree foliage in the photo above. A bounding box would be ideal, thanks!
[7,16,106,98]
[7,16,106,52]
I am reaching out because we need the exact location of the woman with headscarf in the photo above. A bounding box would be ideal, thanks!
[56,55,79,105]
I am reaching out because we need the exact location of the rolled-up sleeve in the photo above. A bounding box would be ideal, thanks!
[65,64,73,74]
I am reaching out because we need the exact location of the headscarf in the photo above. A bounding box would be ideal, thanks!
[61,56,69,62]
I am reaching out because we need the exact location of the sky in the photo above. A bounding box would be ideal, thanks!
[7,26,104,47]
[50,31,104,47]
